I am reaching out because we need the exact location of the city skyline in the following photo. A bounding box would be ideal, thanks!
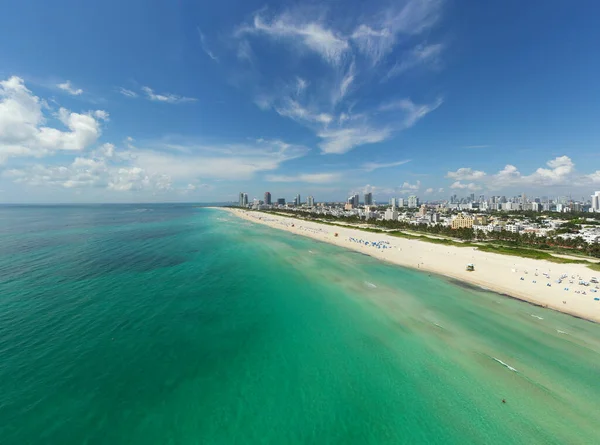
[236,188,600,208]
[1,1,600,203]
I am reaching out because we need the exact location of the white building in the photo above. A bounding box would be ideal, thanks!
[592,191,600,212]
[384,208,398,221]
[407,195,419,208]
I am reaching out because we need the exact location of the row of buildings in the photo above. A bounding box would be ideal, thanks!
[239,191,600,214]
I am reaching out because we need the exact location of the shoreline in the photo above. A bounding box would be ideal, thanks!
[219,208,600,323]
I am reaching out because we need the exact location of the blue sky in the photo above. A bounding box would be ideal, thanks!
[1,0,599,203]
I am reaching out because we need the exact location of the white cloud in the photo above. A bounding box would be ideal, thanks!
[57,80,83,96]
[4,154,171,192]
[399,180,421,192]
[489,156,575,188]
[232,4,445,155]
[296,77,308,96]
[378,97,443,128]
[318,126,392,154]
[237,12,350,66]
[265,172,342,183]
[4,137,307,192]
[438,187,444,193]
[141,86,197,104]
[446,156,585,192]
[132,139,309,181]
[446,167,486,180]
[386,43,443,79]
[464,144,489,149]
[351,0,444,65]
[450,181,481,191]
[425,187,434,194]
[0,76,107,163]
[335,60,355,104]
[587,171,600,184]
[362,159,411,172]
[197,27,219,61]
[274,99,333,125]
[118,87,138,98]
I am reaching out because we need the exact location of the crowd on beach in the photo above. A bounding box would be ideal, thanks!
[514,268,599,301]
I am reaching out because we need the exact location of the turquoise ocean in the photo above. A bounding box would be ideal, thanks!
[0,205,599,444]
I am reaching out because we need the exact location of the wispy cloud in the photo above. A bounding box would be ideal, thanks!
[197,27,219,62]
[236,12,350,66]
[378,97,443,128]
[231,1,446,154]
[141,86,197,104]
[57,80,83,96]
[318,126,392,154]
[265,172,342,183]
[385,43,443,79]
[362,159,411,172]
[351,0,444,65]
[464,144,490,149]
[118,87,138,98]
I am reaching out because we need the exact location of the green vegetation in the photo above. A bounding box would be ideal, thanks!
[252,208,600,272]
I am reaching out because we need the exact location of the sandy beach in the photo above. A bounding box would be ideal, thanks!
[222,208,600,323]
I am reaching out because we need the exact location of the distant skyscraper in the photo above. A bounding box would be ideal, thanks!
[295,194,301,206]
[307,196,315,206]
[239,192,244,207]
[264,192,271,205]
[277,198,286,206]
[398,198,405,208]
[592,191,600,212]
[364,192,373,206]
[353,194,360,207]
[243,193,248,206]
[390,197,397,208]
[408,195,419,208]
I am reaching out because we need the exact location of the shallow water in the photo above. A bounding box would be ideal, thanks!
[0,205,598,444]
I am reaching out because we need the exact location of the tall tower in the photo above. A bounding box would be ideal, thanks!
[264,192,271,205]
[295,194,301,206]
[239,192,244,207]
[592,191,600,212]
[364,192,373,206]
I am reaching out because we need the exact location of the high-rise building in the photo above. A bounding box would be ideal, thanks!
[243,193,248,206]
[364,192,373,206]
[390,197,397,208]
[592,191,600,212]
[353,194,360,208]
[239,192,245,207]
[295,194,301,206]
[398,198,405,208]
[307,196,315,207]
[264,192,271,205]
[408,195,419,208]
[277,198,286,206]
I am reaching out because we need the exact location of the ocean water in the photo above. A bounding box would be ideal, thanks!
[0,205,599,444]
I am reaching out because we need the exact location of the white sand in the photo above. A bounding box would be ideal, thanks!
[222,208,600,323]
